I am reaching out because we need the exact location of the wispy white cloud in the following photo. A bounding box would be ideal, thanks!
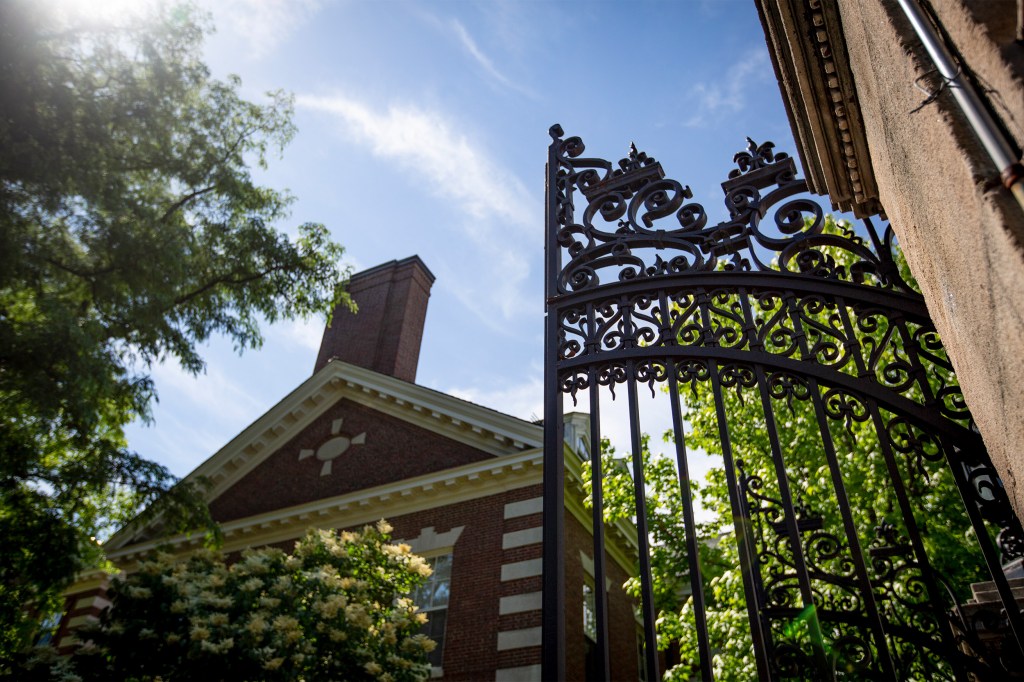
[448,373,544,422]
[127,360,270,475]
[202,0,324,59]
[684,50,770,128]
[149,361,266,427]
[270,317,323,353]
[432,246,533,326]
[448,19,536,99]
[130,409,231,477]
[298,94,531,227]
[296,93,538,322]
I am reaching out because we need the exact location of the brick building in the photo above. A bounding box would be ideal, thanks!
[56,256,639,681]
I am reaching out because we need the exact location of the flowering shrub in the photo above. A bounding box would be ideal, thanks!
[54,521,436,681]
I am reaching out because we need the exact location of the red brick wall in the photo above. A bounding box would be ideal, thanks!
[210,399,491,522]
[564,511,640,682]
[61,482,636,682]
[346,484,544,680]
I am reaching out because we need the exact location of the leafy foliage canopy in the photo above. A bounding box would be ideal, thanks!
[0,1,351,657]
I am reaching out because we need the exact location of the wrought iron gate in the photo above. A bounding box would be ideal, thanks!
[541,125,1024,681]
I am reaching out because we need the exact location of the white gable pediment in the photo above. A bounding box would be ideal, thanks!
[106,361,542,551]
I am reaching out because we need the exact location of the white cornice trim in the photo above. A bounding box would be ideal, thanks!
[88,447,639,592]
[328,362,544,449]
[108,449,546,562]
[62,573,110,598]
[755,0,880,217]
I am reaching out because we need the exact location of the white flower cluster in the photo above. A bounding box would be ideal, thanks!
[79,522,435,681]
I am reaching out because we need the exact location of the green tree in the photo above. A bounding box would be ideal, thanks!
[585,218,986,680]
[0,1,352,658]
[586,437,755,682]
[16,522,436,682]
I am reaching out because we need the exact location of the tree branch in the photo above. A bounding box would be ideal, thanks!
[37,255,115,280]
[171,263,290,309]
[159,185,216,223]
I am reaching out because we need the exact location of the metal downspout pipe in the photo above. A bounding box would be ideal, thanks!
[896,0,1024,213]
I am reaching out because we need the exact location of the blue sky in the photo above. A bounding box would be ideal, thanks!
[108,0,799,479]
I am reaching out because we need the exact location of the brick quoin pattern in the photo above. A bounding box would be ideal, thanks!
[247,484,544,681]
[53,584,108,655]
[388,485,545,681]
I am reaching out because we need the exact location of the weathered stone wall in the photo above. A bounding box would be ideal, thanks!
[836,0,1024,517]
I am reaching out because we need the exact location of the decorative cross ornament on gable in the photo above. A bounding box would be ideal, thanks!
[298,418,366,476]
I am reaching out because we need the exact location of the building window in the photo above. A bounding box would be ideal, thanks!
[33,611,62,646]
[583,582,600,679]
[637,630,650,682]
[412,553,452,669]
[583,583,597,642]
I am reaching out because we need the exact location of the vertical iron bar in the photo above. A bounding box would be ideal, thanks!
[807,383,899,679]
[752,362,831,676]
[541,141,566,682]
[834,301,871,379]
[887,304,1021,668]
[707,359,774,680]
[784,295,898,680]
[865,400,971,682]
[835,291,973,679]
[862,217,888,269]
[740,287,830,674]
[626,363,660,681]
[588,366,612,682]
[886,303,1021,654]
[699,288,773,679]
[666,360,714,681]
[890,315,937,408]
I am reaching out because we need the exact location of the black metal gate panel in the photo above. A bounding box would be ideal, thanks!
[541,126,1024,681]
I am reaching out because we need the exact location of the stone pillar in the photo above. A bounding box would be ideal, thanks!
[756,0,1024,518]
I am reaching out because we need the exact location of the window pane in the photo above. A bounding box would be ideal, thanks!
[423,609,447,668]
[412,584,432,609]
[413,553,451,670]
[432,554,452,579]
[432,580,450,608]
[583,583,596,642]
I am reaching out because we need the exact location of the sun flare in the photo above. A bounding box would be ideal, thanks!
[48,0,157,25]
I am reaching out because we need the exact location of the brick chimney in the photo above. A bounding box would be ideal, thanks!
[314,256,435,382]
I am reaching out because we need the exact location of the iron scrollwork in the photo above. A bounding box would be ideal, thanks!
[550,127,916,296]
[543,127,1024,682]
